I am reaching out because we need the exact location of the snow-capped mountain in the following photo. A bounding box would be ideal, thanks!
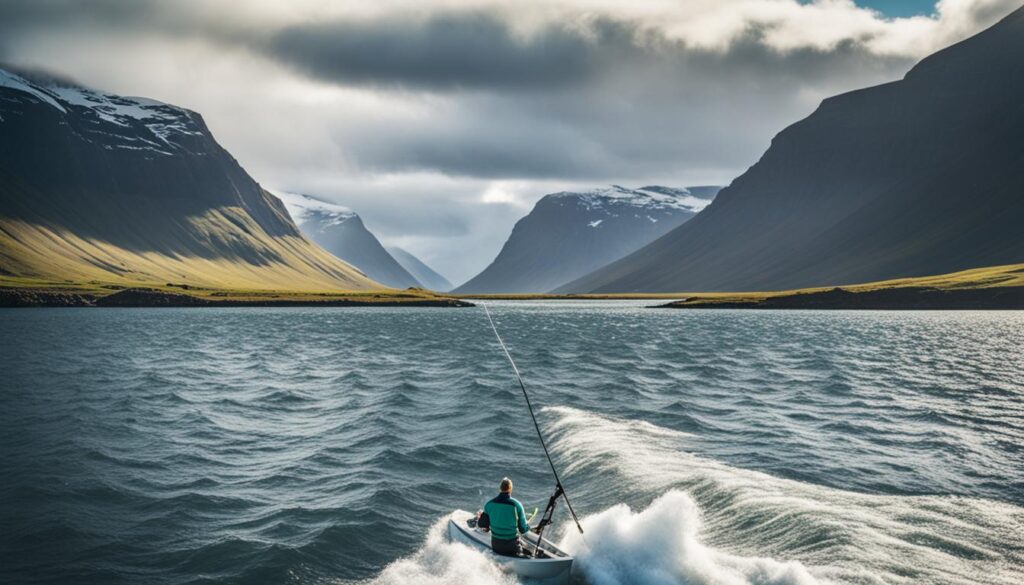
[277,192,357,229]
[276,192,420,289]
[454,185,720,294]
[1,68,206,156]
[558,185,714,216]
[0,66,377,290]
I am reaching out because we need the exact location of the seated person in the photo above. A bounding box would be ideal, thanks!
[479,477,529,556]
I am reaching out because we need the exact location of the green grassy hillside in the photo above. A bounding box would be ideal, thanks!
[0,206,378,292]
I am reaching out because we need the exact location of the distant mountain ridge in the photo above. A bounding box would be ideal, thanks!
[276,192,420,289]
[560,7,1024,293]
[455,185,719,293]
[0,67,378,290]
[387,247,453,292]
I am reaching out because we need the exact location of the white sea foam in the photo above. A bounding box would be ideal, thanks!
[562,490,824,585]
[359,408,1021,585]
[546,407,1023,585]
[363,497,824,585]
[362,515,517,585]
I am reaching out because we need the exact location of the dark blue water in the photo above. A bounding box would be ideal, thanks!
[1,303,1022,585]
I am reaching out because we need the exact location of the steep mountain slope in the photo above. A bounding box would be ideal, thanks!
[0,67,378,291]
[560,7,1024,294]
[386,246,453,292]
[455,185,719,293]
[277,192,419,289]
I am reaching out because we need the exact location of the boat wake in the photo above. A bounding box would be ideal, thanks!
[365,497,819,585]
[361,407,1023,585]
[562,490,821,585]
[548,407,1023,585]
[362,514,518,585]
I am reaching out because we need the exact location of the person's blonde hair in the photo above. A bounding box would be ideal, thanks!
[499,477,513,493]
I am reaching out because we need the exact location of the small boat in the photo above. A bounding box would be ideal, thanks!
[446,304,584,585]
[447,510,573,585]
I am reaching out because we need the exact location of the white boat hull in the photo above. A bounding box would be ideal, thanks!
[447,510,573,585]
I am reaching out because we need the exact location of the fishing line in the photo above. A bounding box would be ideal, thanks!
[482,302,585,536]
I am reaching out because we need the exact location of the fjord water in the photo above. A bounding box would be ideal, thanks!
[1,303,1022,585]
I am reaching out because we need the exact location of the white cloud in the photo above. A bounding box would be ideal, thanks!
[480,184,531,208]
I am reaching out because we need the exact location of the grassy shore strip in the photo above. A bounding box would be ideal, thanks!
[5,263,1022,309]
[452,293,695,300]
[0,278,474,308]
[657,263,1024,310]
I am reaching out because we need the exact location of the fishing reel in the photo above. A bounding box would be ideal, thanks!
[532,483,564,534]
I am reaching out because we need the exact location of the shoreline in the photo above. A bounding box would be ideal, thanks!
[656,286,1024,310]
[0,287,474,309]
[5,263,1022,310]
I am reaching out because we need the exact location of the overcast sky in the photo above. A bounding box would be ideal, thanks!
[0,0,1019,284]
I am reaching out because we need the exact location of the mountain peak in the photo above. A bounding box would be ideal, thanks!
[271,191,421,289]
[455,184,720,293]
[0,68,67,113]
[1,65,204,156]
[274,191,358,229]
[547,185,714,214]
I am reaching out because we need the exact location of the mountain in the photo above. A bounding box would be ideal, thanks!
[276,192,420,289]
[386,246,453,292]
[454,185,719,293]
[0,67,377,291]
[559,7,1024,294]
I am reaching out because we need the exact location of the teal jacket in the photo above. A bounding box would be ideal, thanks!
[484,493,529,540]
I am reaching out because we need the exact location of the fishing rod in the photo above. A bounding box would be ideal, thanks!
[482,303,585,547]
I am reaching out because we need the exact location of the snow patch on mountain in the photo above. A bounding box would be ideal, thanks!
[0,69,66,113]
[275,191,357,229]
[552,185,713,214]
[1,67,204,154]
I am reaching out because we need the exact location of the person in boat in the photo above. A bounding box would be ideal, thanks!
[479,477,530,557]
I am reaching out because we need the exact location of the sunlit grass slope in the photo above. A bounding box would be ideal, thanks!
[664,263,1024,307]
[0,208,381,292]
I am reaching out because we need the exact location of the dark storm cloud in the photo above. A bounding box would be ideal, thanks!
[0,0,244,59]
[261,11,907,94]
[305,19,912,179]
[0,0,963,182]
[0,0,173,36]
[267,13,629,90]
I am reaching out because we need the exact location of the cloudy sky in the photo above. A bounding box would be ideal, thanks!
[0,0,1019,284]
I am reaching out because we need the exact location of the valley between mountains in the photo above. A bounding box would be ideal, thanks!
[2,7,1023,308]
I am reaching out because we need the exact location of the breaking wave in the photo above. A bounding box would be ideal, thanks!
[548,407,1023,585]
[363,516,518,585]
[364,496,822,585]
[362,407,1023,585]
[562,490,822,585]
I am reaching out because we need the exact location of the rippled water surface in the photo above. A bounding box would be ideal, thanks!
[1,302,1022,585]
